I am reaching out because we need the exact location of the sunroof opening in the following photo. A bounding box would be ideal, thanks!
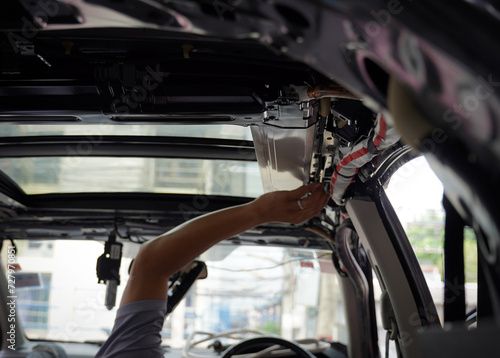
[0,124,252,140]
[0,157,263,197]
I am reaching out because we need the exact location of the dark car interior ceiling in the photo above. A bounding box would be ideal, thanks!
[2,1,500,357]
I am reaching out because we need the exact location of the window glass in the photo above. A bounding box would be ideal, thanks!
[0,157,262,198]
[0,124,252,140]
[2,242,346,348]
[384,156,477,324]
[2,240,130,343]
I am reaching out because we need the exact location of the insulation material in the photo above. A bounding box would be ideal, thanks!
[330,114,400,205]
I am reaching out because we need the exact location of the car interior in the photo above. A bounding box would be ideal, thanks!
[0,1,499,357]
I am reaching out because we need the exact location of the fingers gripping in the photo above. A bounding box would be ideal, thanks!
[287,183,328,223]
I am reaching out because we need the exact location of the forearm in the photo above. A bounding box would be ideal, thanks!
[120,183,328,306]
[121,200,263,306]
[143,201,262,278]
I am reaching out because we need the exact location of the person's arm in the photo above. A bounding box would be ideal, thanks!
[120,183,329,307]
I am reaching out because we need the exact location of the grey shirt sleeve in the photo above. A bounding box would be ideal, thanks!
[95,299,168,358]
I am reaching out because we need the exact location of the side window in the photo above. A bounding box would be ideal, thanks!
[384,156,477,324]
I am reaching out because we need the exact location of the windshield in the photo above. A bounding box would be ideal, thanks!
[5,241,346,348]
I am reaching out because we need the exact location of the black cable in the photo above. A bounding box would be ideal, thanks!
[207,253,332,272]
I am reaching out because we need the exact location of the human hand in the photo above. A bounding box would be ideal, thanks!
[252,183,329,224]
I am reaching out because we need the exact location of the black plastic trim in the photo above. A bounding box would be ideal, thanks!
[20,192,253,212]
